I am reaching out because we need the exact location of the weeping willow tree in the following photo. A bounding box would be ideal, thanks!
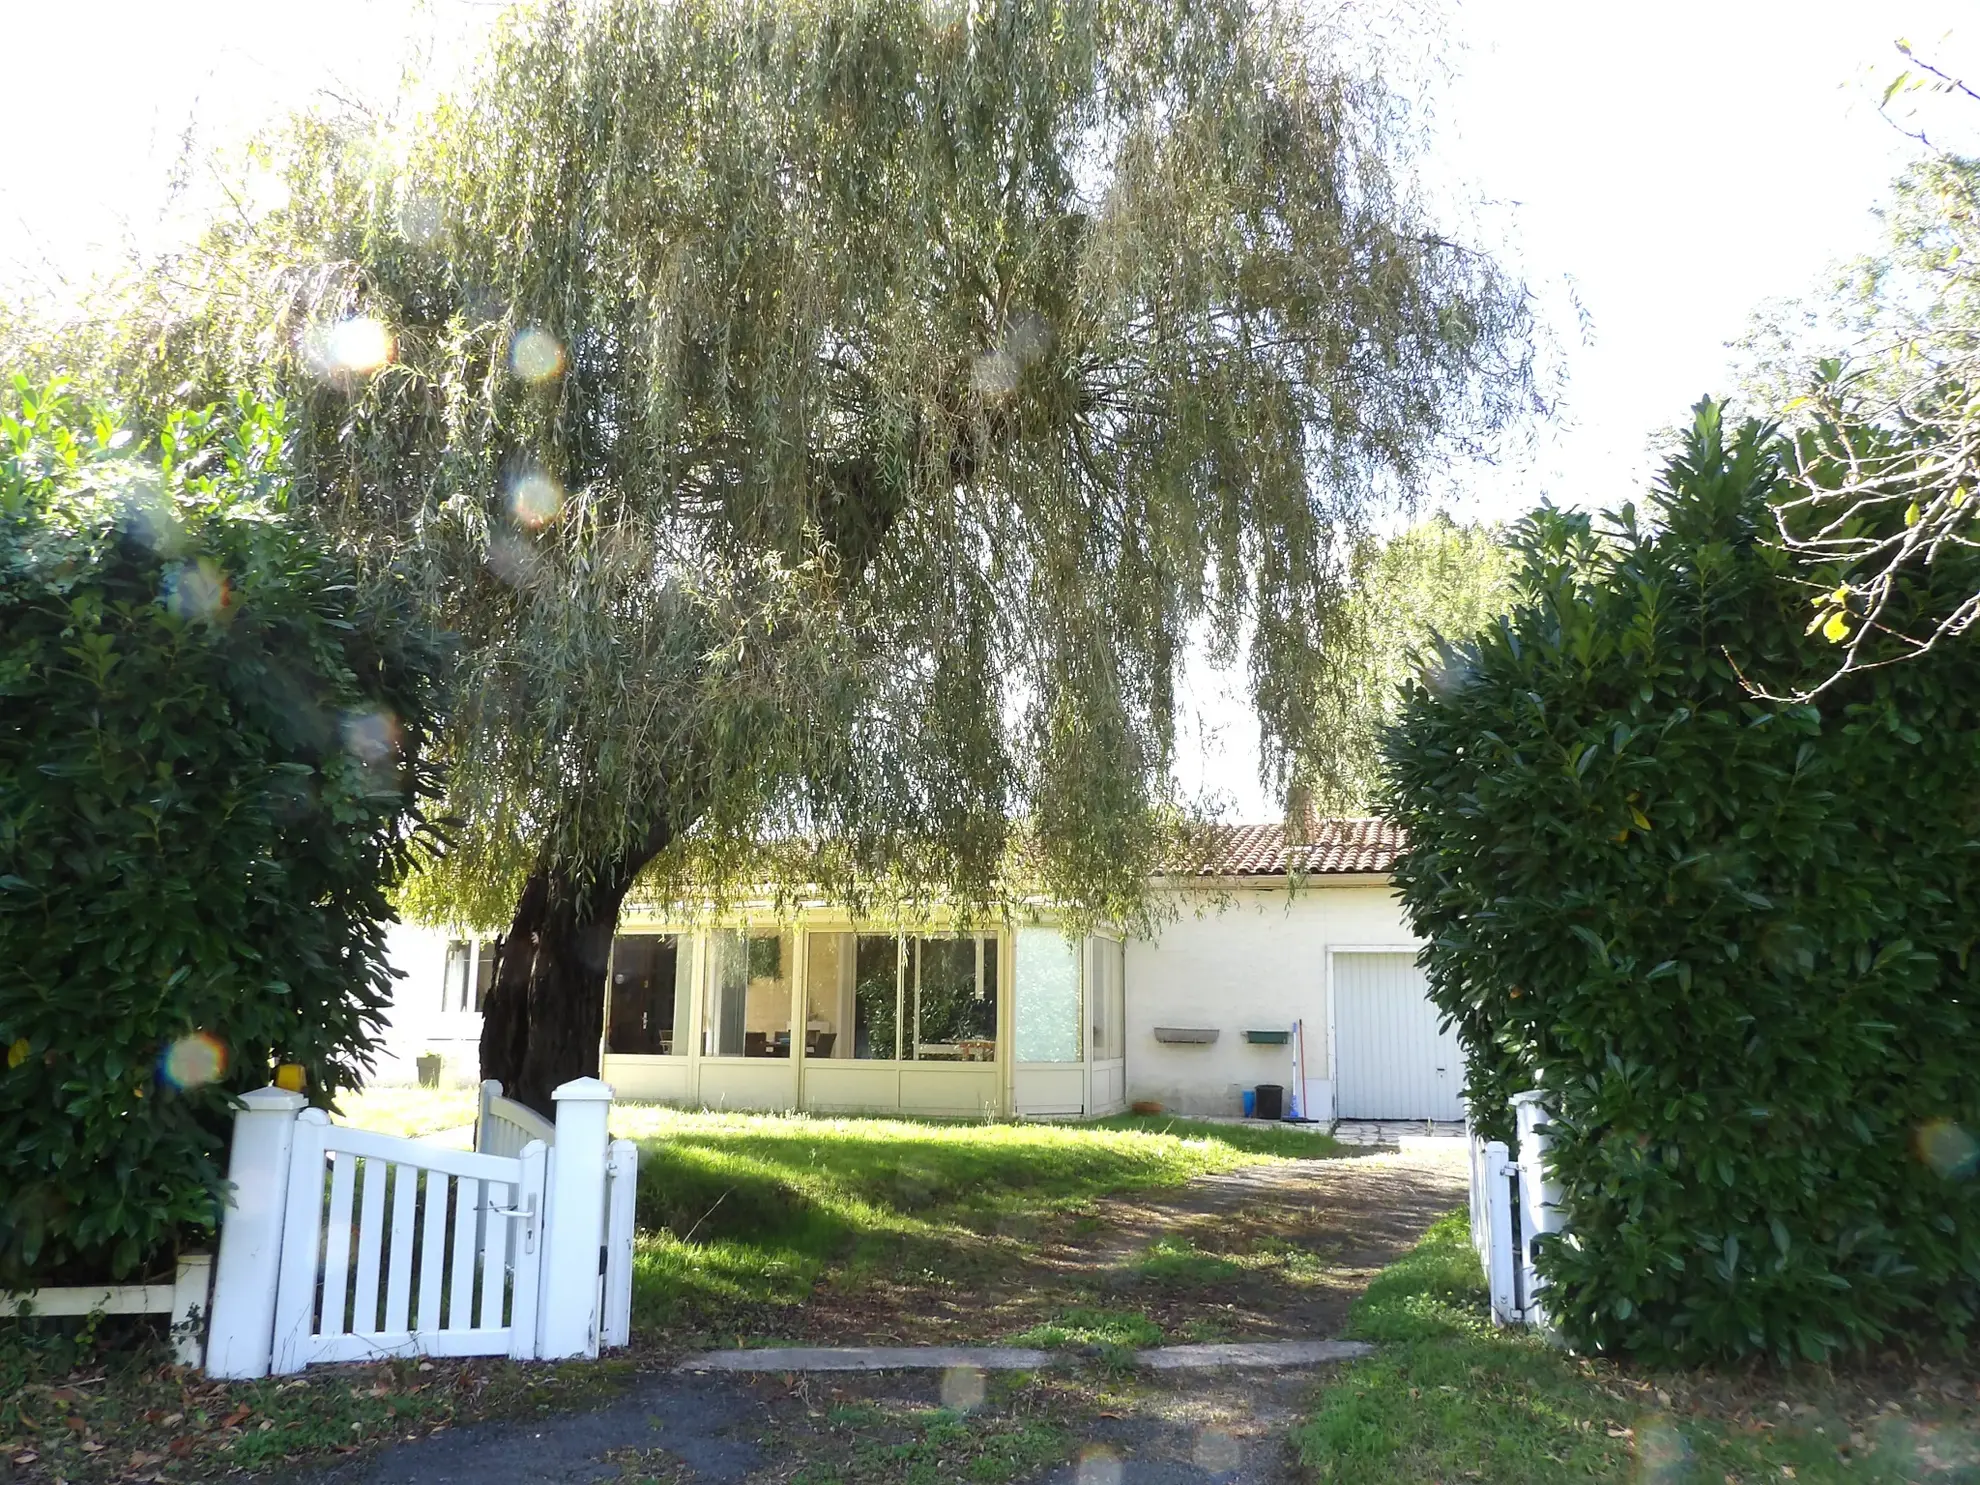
[12,0,1540,1109]
[1296,516,1513,816]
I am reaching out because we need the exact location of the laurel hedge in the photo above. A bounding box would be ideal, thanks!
[0,380,441,1287]
[1382,400,1980,1363]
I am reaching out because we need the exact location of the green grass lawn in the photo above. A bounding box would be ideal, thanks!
[2,1103,1342,1482]
[603,1105,1342,1336]
[1295,1214,1980,1484]
[334,1085,479,1140]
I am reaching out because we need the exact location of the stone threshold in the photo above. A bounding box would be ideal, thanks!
[675,1339,1372,1374]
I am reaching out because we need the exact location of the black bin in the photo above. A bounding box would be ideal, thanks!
[1253,1083,1284,1120]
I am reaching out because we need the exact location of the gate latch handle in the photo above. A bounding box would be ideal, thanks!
[490,1194,538,1253]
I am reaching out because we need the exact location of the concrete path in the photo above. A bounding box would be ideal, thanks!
[1135,1339,1372,1370]
[676,1339,1373,1374]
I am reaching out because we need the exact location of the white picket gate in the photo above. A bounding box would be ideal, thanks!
[272,1114,547,1369]
[1467,1128,1521,1325]
[477,1079,555,1158]
[206,1077,638,1379]
[1466,1089,1566,1330]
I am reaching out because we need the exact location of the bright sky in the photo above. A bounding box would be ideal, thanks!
[4,0,1972,820]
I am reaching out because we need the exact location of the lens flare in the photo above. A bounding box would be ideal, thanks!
[163,558,230,622]
[939,1364,985,1412]
[1191,1428,1242,1473]
[1631,1415,1692,1482]
[160,1032,227,1090]
[1915,1119,1979,1178]
[304,316,395,379]
[970,347,1020,400]
[341,709,402,767]
[486,528,545,587]
[1073,1446,1122,1485]
[509,469,564,528]
[508,327,567,384]
[119,473,186,557]
[398,191,442,246]
[1005,310,1052,367]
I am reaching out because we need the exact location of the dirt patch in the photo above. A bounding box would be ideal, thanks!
[775,1147,1467,1350]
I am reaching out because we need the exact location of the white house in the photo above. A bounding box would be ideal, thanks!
[1126,818,1464,1123]
[369,818,1463,1124]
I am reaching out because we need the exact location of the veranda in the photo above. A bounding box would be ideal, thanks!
[599,909,1128,1120]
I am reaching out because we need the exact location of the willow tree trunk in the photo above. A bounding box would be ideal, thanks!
[478,824,673,1115]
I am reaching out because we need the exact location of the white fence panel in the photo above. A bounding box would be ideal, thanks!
[0,1255,213,1367]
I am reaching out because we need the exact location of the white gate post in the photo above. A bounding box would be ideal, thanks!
[205,1087,306,1378]
[537,1077,613,1359]
[1513,1090,1563,1328]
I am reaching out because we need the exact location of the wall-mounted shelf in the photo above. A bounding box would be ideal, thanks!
[1153,1026,1220,1045]
[1244,1029,1291,1045]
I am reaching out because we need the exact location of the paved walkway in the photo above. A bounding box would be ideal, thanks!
[1163,1114,1467,1152]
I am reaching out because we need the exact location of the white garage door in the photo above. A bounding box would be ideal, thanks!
[1333,952,1464,1121]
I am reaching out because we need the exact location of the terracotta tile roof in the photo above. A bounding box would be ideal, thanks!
[1176,816,1404,878]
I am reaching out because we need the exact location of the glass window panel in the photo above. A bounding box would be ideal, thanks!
[913,936,996,1061]
[705,929,793,1056]
[1014,927,1081,1062]
[853,934,900,1060]
[1107,937,1125,1061]
[804,931,854,1059]
[607,933,688,1055]
[473,939,498,1012]
[746,930,794,1056]
[704,930,747,1056]
[443,940,471,1013]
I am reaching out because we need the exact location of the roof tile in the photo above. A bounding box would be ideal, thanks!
[1178,816,1404,877]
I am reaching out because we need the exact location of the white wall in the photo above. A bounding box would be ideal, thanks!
[366,923,484,1087]
[1124,880,1417,1119]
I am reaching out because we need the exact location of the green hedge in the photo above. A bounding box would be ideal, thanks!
[0,380,441,1287]
[1381,401,1980,1362]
